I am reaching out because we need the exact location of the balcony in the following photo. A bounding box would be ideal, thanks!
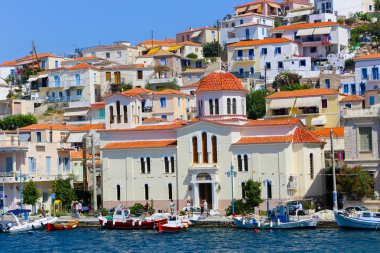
[47,80,89,89]
[46,95,83,103]
[343,108,380,118]
[234,56,255,62]
[287,181,297,190]
[149,77,176,84]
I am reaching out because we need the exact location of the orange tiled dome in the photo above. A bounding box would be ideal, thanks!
[195,71,247,93]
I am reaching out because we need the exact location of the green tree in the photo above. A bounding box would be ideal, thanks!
[246,88,267,120]
[118,83,133,92]
[272,71,310,91]
[243,179,263,212]
[0,114,37,130]
[186,53,198,59]
[344,59,355,71]
[202,41,221,58]
[376,0,380,11]
[23,179,41,206]
[337,165,374,200]
[52,175,76,209]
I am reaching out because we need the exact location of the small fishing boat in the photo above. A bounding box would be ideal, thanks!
[158,215,187,233]
[3,210,58,233]
[335,211,380,230]
[98,205,167,229]
[234,206,318,229]
[45,220,79,231]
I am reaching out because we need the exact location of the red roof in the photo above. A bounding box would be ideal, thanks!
[271,22,340,32]
[293,128,324,143]
[235,135,293,144]
[65,63,99,70]
[244,118,301,126]
[102,140,177,150]
[0,61,17,67]
[177,41,202,47]
[313,127,344,138]
[154,89,190,96]
[20,123,104,131]
[353,53,380,61]
[99,120,191,132]
[266,88,338,99]
[15,53,62,62]
[195,71,247,93]
[341,94,364,102]
[228,38,294,48]
[89,101,105,109]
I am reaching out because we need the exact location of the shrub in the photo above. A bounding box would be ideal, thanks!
[186,53,198,59]
[129,203,145,215]
[101,208,109,216]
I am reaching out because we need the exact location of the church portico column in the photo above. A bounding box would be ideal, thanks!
[193,183,199,208]
[212,182,218,210]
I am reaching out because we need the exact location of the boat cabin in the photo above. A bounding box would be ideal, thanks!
[359,212,380,221]
[113,209,131,221]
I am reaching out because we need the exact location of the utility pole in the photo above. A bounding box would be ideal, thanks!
[82,136,88,191]
[32,41,40,69]
[330,129,338,211]
[91,135,97,211]
[151,30,154,48]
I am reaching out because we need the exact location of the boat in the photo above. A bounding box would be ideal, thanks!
[158,215,188,233]
[233,206,318,229]
[335,211,380,230]
[45,220,79,231]
[98,206,167,229]
[3,210,58,233]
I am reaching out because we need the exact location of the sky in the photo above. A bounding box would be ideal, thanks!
[0,0,250,62]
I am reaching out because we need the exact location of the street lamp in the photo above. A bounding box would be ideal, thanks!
[263,179,272,215]
[225,162,236,215]
[15,169,28,219]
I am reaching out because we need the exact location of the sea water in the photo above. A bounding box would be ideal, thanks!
[1,228,379,252]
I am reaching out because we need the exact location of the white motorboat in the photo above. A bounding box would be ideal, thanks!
[234,205,318,229]
[335,211,380,230]
[2,210,58,233]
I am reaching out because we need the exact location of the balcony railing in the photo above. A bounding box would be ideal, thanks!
[46,95,83,103]
[287,181,297,189]
[235,56,255,62]
[343,108,380,118]
[48,80,89,88]
[149,77,176,84]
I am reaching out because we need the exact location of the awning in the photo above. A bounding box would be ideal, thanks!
[63,109,89,117]
[38,74,48,78]
[295,97,321,107]
[247,4,261,11]
[27,76,38,82]
[296,28,315,36]
[313,27,332,35]
[268,3,280,9]
[235,7,247,14]
[269,98,296,109]
[168,45,183,52]
[67,133,86,143]
[18,133,30,142]
[286,9,312,18]
[191,31,202,38]
[311,116,326,126]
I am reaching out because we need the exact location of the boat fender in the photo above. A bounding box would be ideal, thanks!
[277,219,280,225]
[132,220,135,226]
[103,219,107,227]
[113,220,116,227]
[270,221,273,228]
[242,219,245,225]
[138,220,142,226]
[258,221,260,228]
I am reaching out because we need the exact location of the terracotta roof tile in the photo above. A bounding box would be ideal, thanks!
[20,123,104,131]
[353,53,380,61]
[195,71,248,93]
[235,135,293,144]
[102,140,177,150]
[65,63,99,70]
[154,89,191,96]
[89,101,105,109]
[181,81,200,88]
[293,128,324,143]
[99,120,191,132]
[228,38,294,48]
[271,22,340,31]
[266,88,338,99]
[313,127,344,138]
[244,118,301,126]
[0,61,17,67]
[143,118,168,123]
[177,41,202,46]
[72,123,105,131]
[15,53,62,62]
[64,56,100,62]
[341,94,364,102]
[177,26,217,35]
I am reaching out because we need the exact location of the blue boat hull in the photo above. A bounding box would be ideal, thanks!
[334,212,380,230]
[233,217,318,229]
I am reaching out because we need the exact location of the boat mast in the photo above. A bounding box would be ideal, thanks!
[330,129,338,211]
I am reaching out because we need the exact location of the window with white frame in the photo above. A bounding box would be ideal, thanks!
[359,127,372,152]
[140,157,151,174]
[237,154,249,172]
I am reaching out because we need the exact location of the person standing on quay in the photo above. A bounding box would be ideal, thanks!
[144,202,149,217]
[186,199,191,218]
[204,200,208,217]
[170,199,175,215]
[200,200,204,216]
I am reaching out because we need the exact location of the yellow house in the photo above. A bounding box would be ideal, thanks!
[265,88,340,129]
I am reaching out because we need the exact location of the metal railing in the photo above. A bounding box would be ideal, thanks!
[234,56,255,62]
[343,108,380,118]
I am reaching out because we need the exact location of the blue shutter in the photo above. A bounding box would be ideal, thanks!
[6,158,12,173]
[370,96,375,105]
[362,68,368,79]
[46,156,51,176]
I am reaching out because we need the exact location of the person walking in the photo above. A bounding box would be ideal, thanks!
[296,202,303,217]
[144,202,149,216]
[170,199,175,215]
[186,199,191,218]
[200,200,204,216]
[203,200,208,217]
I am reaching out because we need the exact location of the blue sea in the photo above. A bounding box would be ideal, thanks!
[1,228,379,253]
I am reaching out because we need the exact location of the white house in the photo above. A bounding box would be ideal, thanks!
[353,54,380,97]
[314,0,375,17]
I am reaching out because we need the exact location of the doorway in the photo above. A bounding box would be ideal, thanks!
[198,183,212,209]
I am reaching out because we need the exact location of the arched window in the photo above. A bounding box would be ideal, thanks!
[227,98,231,114]
[209,99,214,115]
[232,98,237,114]
[144,184,149,200]
[310,153,314,179]
[170,156,175,173]
[146,157,151,174]
[164,157,169,173]
[192,136,199,164]
[237,155,243,171]
[202,132,208,163]
[168,183,173,200]
[116,185,121,201]
[140,157,145,174]
[123,105,128,123]
[109,106,114,124]
[116,101,121,123]
[212,136,217,163]
[244,155,248,171]
[215,99,219,115]
[241,182,246,199]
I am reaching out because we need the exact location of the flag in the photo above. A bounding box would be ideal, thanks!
[322,35,331,46]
